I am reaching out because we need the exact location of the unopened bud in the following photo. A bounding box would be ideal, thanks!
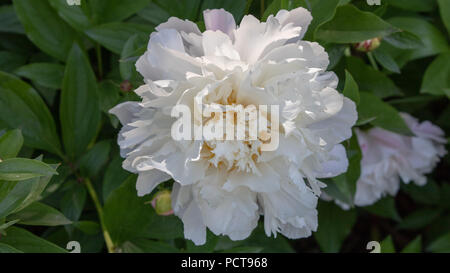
[151,190,173,216]
[355,37,381,52]
[120,80,132,92]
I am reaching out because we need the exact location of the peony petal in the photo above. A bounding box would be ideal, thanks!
[234,14,301,63]
[223,163,281,193]
[109,101,142,126]
[136,169,171,196]
[197,171,259,240]
[306,97,358,149]
[202,30,240,60]
[203,9,236,39]
[316,144,349,178]
[274,7,312,40]
[181,200,207,245]
[156,17,201,35]
[261,180,318,239]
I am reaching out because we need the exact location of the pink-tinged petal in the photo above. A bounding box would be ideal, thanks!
[203,9,236,38]
[401,113,447,143]
[368,127,409,152]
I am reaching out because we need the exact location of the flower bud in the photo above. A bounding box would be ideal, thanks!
[355,38,381,52]
[120,80,132,92]
[151,190,173,216]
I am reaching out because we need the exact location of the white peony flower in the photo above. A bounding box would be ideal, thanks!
[353,113,447,207]
[110,8,357,245]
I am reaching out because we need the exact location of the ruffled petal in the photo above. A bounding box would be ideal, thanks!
[203,9,236,39]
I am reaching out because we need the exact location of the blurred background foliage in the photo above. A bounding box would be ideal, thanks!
[0,0,449,253]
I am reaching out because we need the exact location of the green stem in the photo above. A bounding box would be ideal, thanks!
[85,178,115,253]
[367,52,379,71]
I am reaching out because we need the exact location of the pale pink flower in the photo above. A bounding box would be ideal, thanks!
[353,113,446,206]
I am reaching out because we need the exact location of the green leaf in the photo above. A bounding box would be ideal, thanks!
[427,232,450,253]
[98,81,121,114]
[102,156,131,202]
[324,43,346,70]
[13,0,76,61]
[438,0,450,34]
[0,158,57,182]
[0,242,22,253]
[322,180,352,206]
[0,129,23,159]
[387,17,448,61]
[201,0,246,22]
[364,197,401,222]
[343,133,361,196]
[346,57,402,98]
[121,239,180,253]
[103,175,155,244]
[373,48,400,74]
[104,175,182,243]
[60,44,101,159]
[73,221,100,235]
[48,0,91,31]
[78,140,111,177]
[0,72,62,156]
[60,181,87,222]
[120,34,147,82]
[315,4,398,43]
[0,5,24,34]
[262,0,283,21]
[305,0,340,41]
[343,70,360,105]
[143,214,183,241]
[7,202,71,226]
[0,219,20,232]
[153,0,201,21]
[90,0,151,23]
[0,51,27,73]
[401,180,441,206]
[15,63,65,90]
[421,52,450,97]
[41,165,71,199]
[34,83,58,106]
[380,236,396,253]
[385,0,437,12]
[383,31,423,49]
[137,2,170,25]
[314,201,356,253]
[401,236,422,253]
[85,23,153,54]
[397,208,442,230]
[329,133,361,208]
[0,163,56,219]
[0,226,66,253]
[0,163,56,218]
[358,92,413,136]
